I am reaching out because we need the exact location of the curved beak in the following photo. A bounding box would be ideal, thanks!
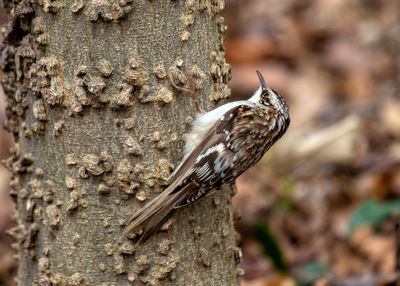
[256,70,267,91]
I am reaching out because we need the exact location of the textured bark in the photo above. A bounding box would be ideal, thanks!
[1,0,241,285]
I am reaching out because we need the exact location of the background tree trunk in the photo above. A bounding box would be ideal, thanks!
[1,0,241,284]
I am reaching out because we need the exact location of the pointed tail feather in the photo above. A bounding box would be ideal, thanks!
[123,181,196,243]
[124,185,175,235]
[133,192,181,244]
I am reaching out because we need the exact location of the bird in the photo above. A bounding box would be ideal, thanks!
[124,70,290,243]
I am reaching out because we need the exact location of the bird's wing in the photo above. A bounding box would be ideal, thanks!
[124,104,251,239]
[168,104,252,189]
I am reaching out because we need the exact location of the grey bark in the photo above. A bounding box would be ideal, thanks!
[1,0,241,285]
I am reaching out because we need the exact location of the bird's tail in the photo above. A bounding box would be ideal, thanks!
[123,182,196,244]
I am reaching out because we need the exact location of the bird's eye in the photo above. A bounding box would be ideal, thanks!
[262,90,270,98]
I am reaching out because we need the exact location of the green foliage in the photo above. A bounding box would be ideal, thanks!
[275,175,294,214]
[295,261,328,286]
[255,220,289,273]
[348,199,400,236]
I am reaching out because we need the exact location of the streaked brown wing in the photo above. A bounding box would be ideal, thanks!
[167,104,248,186]
[124,105,249,238]
[165,105,255,209]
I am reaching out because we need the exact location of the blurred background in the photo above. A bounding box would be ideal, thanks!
[225,0,400,285]
[0,0,399,285]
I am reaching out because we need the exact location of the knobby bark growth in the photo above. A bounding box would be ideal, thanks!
[1,0,241,284]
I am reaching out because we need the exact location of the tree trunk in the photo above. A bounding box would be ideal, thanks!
[1,0,241,284]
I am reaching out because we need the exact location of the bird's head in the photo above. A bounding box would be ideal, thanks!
[249,71,289,120]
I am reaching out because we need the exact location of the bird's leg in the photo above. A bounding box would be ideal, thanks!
[170,75,201,113]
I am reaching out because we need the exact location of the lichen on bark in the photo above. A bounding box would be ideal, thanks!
[1,0,240,284]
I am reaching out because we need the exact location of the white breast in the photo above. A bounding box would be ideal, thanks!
[168,87,261,182]
[184,100,253,156]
